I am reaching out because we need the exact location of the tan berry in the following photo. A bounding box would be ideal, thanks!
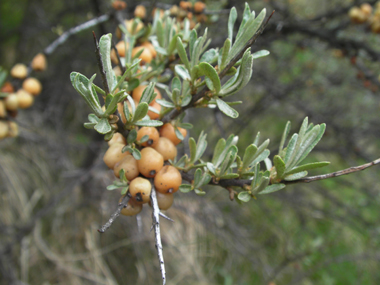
[134,5,146,19]
[154,165,182,194]
[16,89,34,109]
[7,121,19,137]
[1,82,14,93]
[180,1,192,11]
[160,123,187,145]
[22,78,42,96]
[112,0,127,10]
[126,19,144,35]
[132,46,153,64]
[108,132,126,146]
[349,7,367,23]
[0,100,7,118]
[0,121,8,139]
[120,198,143,216]
[10,63,28,79]
[31,53,47,71]
[103,143,130,169]
[5,93,18,111]
[153,137,177,161]
[150,192,174,210]
[140,42,157,58]
[129,177,151,203]
[137,126,159,147]
[361,3,373,16]
[114,155,139,180]
[137,147,164,178]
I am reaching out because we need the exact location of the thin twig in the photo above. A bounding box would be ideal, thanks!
[98,195,129,233]
[150,184,166,285]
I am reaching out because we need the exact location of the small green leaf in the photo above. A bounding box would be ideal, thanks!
[127,129,137,144]
[133,103,149,122]
[220,173,239,179]
[252,50,270,59]
[206,162,216,175]
[107,184,120,190]
[131,148,141,160]
[156,99,175,108]
[175,126,184,140]
[238,191,251,202]
[175,65,191,80]
[179,184,193,193]
[199,62,221,93]
[94,118,112,134]
[227,7,237,42]
[134,120,163,127]
[242,144,258,170]
[279,121,291,154]
[177,122,193,129]
[212,138,226,165]
[194,168,202,188]
[189,137,197,163]
[273,155,286,179]
[200,48,218,64]
[139,82,155,104]
[284,171,308,181]
[139,135,149,143]
[177,38,191,71]
[99,33,116,91]
[84,122,96,129]
[285,161,330,176]
[194,188,206,196]
[216,98,239,118]
[120,187,129,195]
[259,184,286,195]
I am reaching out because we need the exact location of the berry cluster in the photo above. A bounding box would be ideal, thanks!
[349,2,380,33]
[0,53,46,140]
[104,122,186,216]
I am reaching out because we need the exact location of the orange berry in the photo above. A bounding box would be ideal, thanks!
[132,46,153,64]
[137,126,159,147]
[108,132,126,146]
[16,89,34,109]
[159,123,187,145]
[153,137,177,161]
[180,1,192,11]
[194,1,206,13]
[22,78,42,96]
[120,198,143,216]
[140,42,157,58]
[31,53,47,71]
[154,165,182,194]
[134,5,147,19]
[114,155,139,180]
[112,0,127,10]
[132,85,162,104]
[137,147,164,178]
[148,101,161,120]
[126,19,144,35]
[10,64,28,79]
[129,177,151,203]
[1,82,14,93]
[150,192,174,210]
[103,143,130,169]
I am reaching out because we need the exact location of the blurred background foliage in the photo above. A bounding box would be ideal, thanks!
[1,0,380,284]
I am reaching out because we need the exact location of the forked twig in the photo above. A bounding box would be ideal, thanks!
[98,195,129,233]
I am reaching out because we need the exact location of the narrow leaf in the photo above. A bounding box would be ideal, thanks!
[259,184,286,195]
[216,98,238,118]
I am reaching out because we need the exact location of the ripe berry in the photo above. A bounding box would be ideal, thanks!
[103,143,130,169]
[159,123,187,145]
[153,137,177,161]
[180,1,192,11]
[154,165,182,194]
[194,2,206,13]
[108,132,126,146]
[0,121,8,139]
[16,89,34,109]
[126,19,144,35]
[31,53,47,71]
[5,94,18,111]
[0,100,7,118]
[361,3,372,16]
[10,64,28,79]
[120,198,143,216]
[349,7,367,23]
[147,101,161,120]
[140,42,157,58]
[137,147,164,177]
[150,191,174,210]
[129,177,151,203]
[114,155,139,180]
[134,5,147,19]
[1,82,14,93]
[7,121,19,137]
[22,78,42,96]
[132,46,153,64]
[112,0,127,10]
[132,85,162,105]
[137,126,159,147]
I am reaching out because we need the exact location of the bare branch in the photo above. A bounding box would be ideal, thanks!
[98,195,129,233]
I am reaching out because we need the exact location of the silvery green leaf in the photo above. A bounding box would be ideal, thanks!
[179,184,193,193]
[216,98,239,118]
[253,132,261,146]
[177,38,191,71]
[99,33,116,91]
[227,9,266,63]
[237,3,253,40]
[297,124,326,164]
[191,65,202,80]
[199,62,221,93]
[189,137,197,163]
[264,158,272,170]
[259,184,286,195]
[172,88,180,106]
[220,173,239,179]
[104,92,124,117]
[156,20,165,47]
[139,82,155,104]
[200,48,218,64]
[107,184,120,191]
[194,188,206,196]
[252,50,270,59]
[254,176,270,194]
[195,131,207,162]
[155,46,168,55]
[227,7,237,42]
[156,99,175,108]
[175,65,191,80]
[131,148,141,160]
[122,146,133,154]
[279,121,291,154]
[139,135,149,143]
[284,133,298,166]
[133,103,149,122]
[119,169,127,182]
[88,114,100,124]
[284,171,308,181]
[174,126,184,140]
[120,187,128,195]
[113,61,141,92]
[177,122,193,129]
[219,38,232,71]
[94,118,112,134]
[194,168,202,188]
[84,122,96,129]
[238,191,251,202]
[250,149,270,168]
[206,162,216,175]
[242,144,258,170]
[212,138,226,165]
[168,34,181,55]
[181,94,192,107]
[126,78,140,92]
[171,77,182,92]
[286,161,330,176]
[134,120,163,127]
[127,129,137,144]
[189,29,197,57]
[273,155,286,179]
